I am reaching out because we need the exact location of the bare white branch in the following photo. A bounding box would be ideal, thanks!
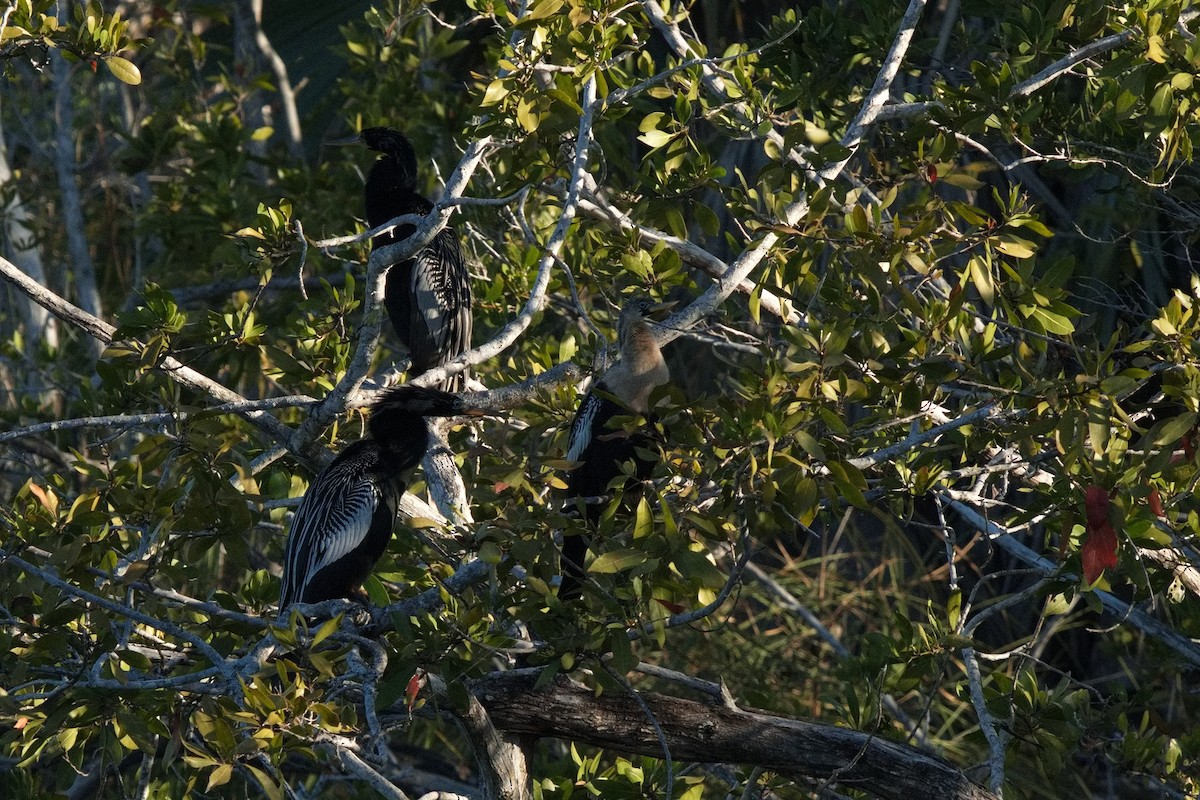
[406,76,598,390]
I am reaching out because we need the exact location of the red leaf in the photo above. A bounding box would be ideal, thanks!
[1084,485,1109,530]
[1081,522,1119,584]
[1149,487,1164,518]
[405,671,425,712]
[89,59,97,73]
[654,598,685,614]
[925,164,938,183]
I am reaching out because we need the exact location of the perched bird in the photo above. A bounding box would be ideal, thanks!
[560,297,675,598]
[278,386,480,612]
[360,127,472,390]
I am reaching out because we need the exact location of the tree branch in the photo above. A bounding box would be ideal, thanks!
[427,674,530,800]
[407,75,598,390]
[0,254,298,449]
[471,672,998,800]
[943,496,1200,668]
[52,43,102,360]
[659,0,928,339]
[0,396,317,444]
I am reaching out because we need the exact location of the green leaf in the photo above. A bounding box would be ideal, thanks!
[311,613,343,647]
[638,129,673,148]
[639,112,666,133]
[1146,34,1167,63]
[994,235,1036,259]
[1043,592,1072,616]
[244,764,284,800]
[794,430,825,460]
[516,97,539,133]
[826,461,868,508]
[362,574,390,606]
[948,588,962,631]
[1087,399,1110,458]
[1151,411,1197,447]
[633,496,652,539]
[589,548,648,574]
[104,56,141,85]
[206,764,233,792]
[1029,306,1075,334]
[481,80,508,106]
[968,256,994,306]
[941,172,984,190]
[525,0,566,21]
[478,540,503,565]
[608,628,637,673]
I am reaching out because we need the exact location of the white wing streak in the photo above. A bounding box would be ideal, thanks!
[280,460,383,608]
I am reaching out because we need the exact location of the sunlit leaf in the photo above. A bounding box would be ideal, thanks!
[103,56,141,85]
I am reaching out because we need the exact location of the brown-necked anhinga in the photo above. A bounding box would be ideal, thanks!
[360,127,472,390]
[278,386,481,612]
[560,297,675,599]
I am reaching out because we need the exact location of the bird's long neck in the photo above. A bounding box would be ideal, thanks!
[368,413,430,473]
[603,321,669,414]
[365,157,419,227]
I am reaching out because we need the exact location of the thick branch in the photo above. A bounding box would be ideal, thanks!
[472,673,997,800]
[249,0,302,158]
[433,675,530,800]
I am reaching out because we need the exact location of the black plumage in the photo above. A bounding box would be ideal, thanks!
[560,298,674,598]
[278,386,477,612]
[361,127,472,390]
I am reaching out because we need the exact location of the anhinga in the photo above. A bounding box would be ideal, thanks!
[560,297,675,598]
[278,386,480,612]
[360,127,472,390]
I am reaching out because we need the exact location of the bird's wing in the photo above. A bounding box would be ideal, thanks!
[280,465,384,608]
[566,390,626,462]
[566,391,602,462]
[408,231,470,372]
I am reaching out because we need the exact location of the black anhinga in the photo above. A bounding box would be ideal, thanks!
[560,297,675,598]
[278,386,479,612]
[360,127,472,390]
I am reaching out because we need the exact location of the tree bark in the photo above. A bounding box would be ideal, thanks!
[0,105,59,355]
[471,672,997,800]
[51,38,103,361]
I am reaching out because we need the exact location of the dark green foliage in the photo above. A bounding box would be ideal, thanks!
[3,1,1200,799]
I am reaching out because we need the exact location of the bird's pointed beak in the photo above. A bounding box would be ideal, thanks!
[326,132,363,147]
[647,300,678,319]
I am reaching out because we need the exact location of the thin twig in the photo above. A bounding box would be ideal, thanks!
[0,396,317,444]
[601,661,674,800]
[963,647,1008,793]
[944,496,1200,667]
[0,255,298,448]
[2,550,227,667]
